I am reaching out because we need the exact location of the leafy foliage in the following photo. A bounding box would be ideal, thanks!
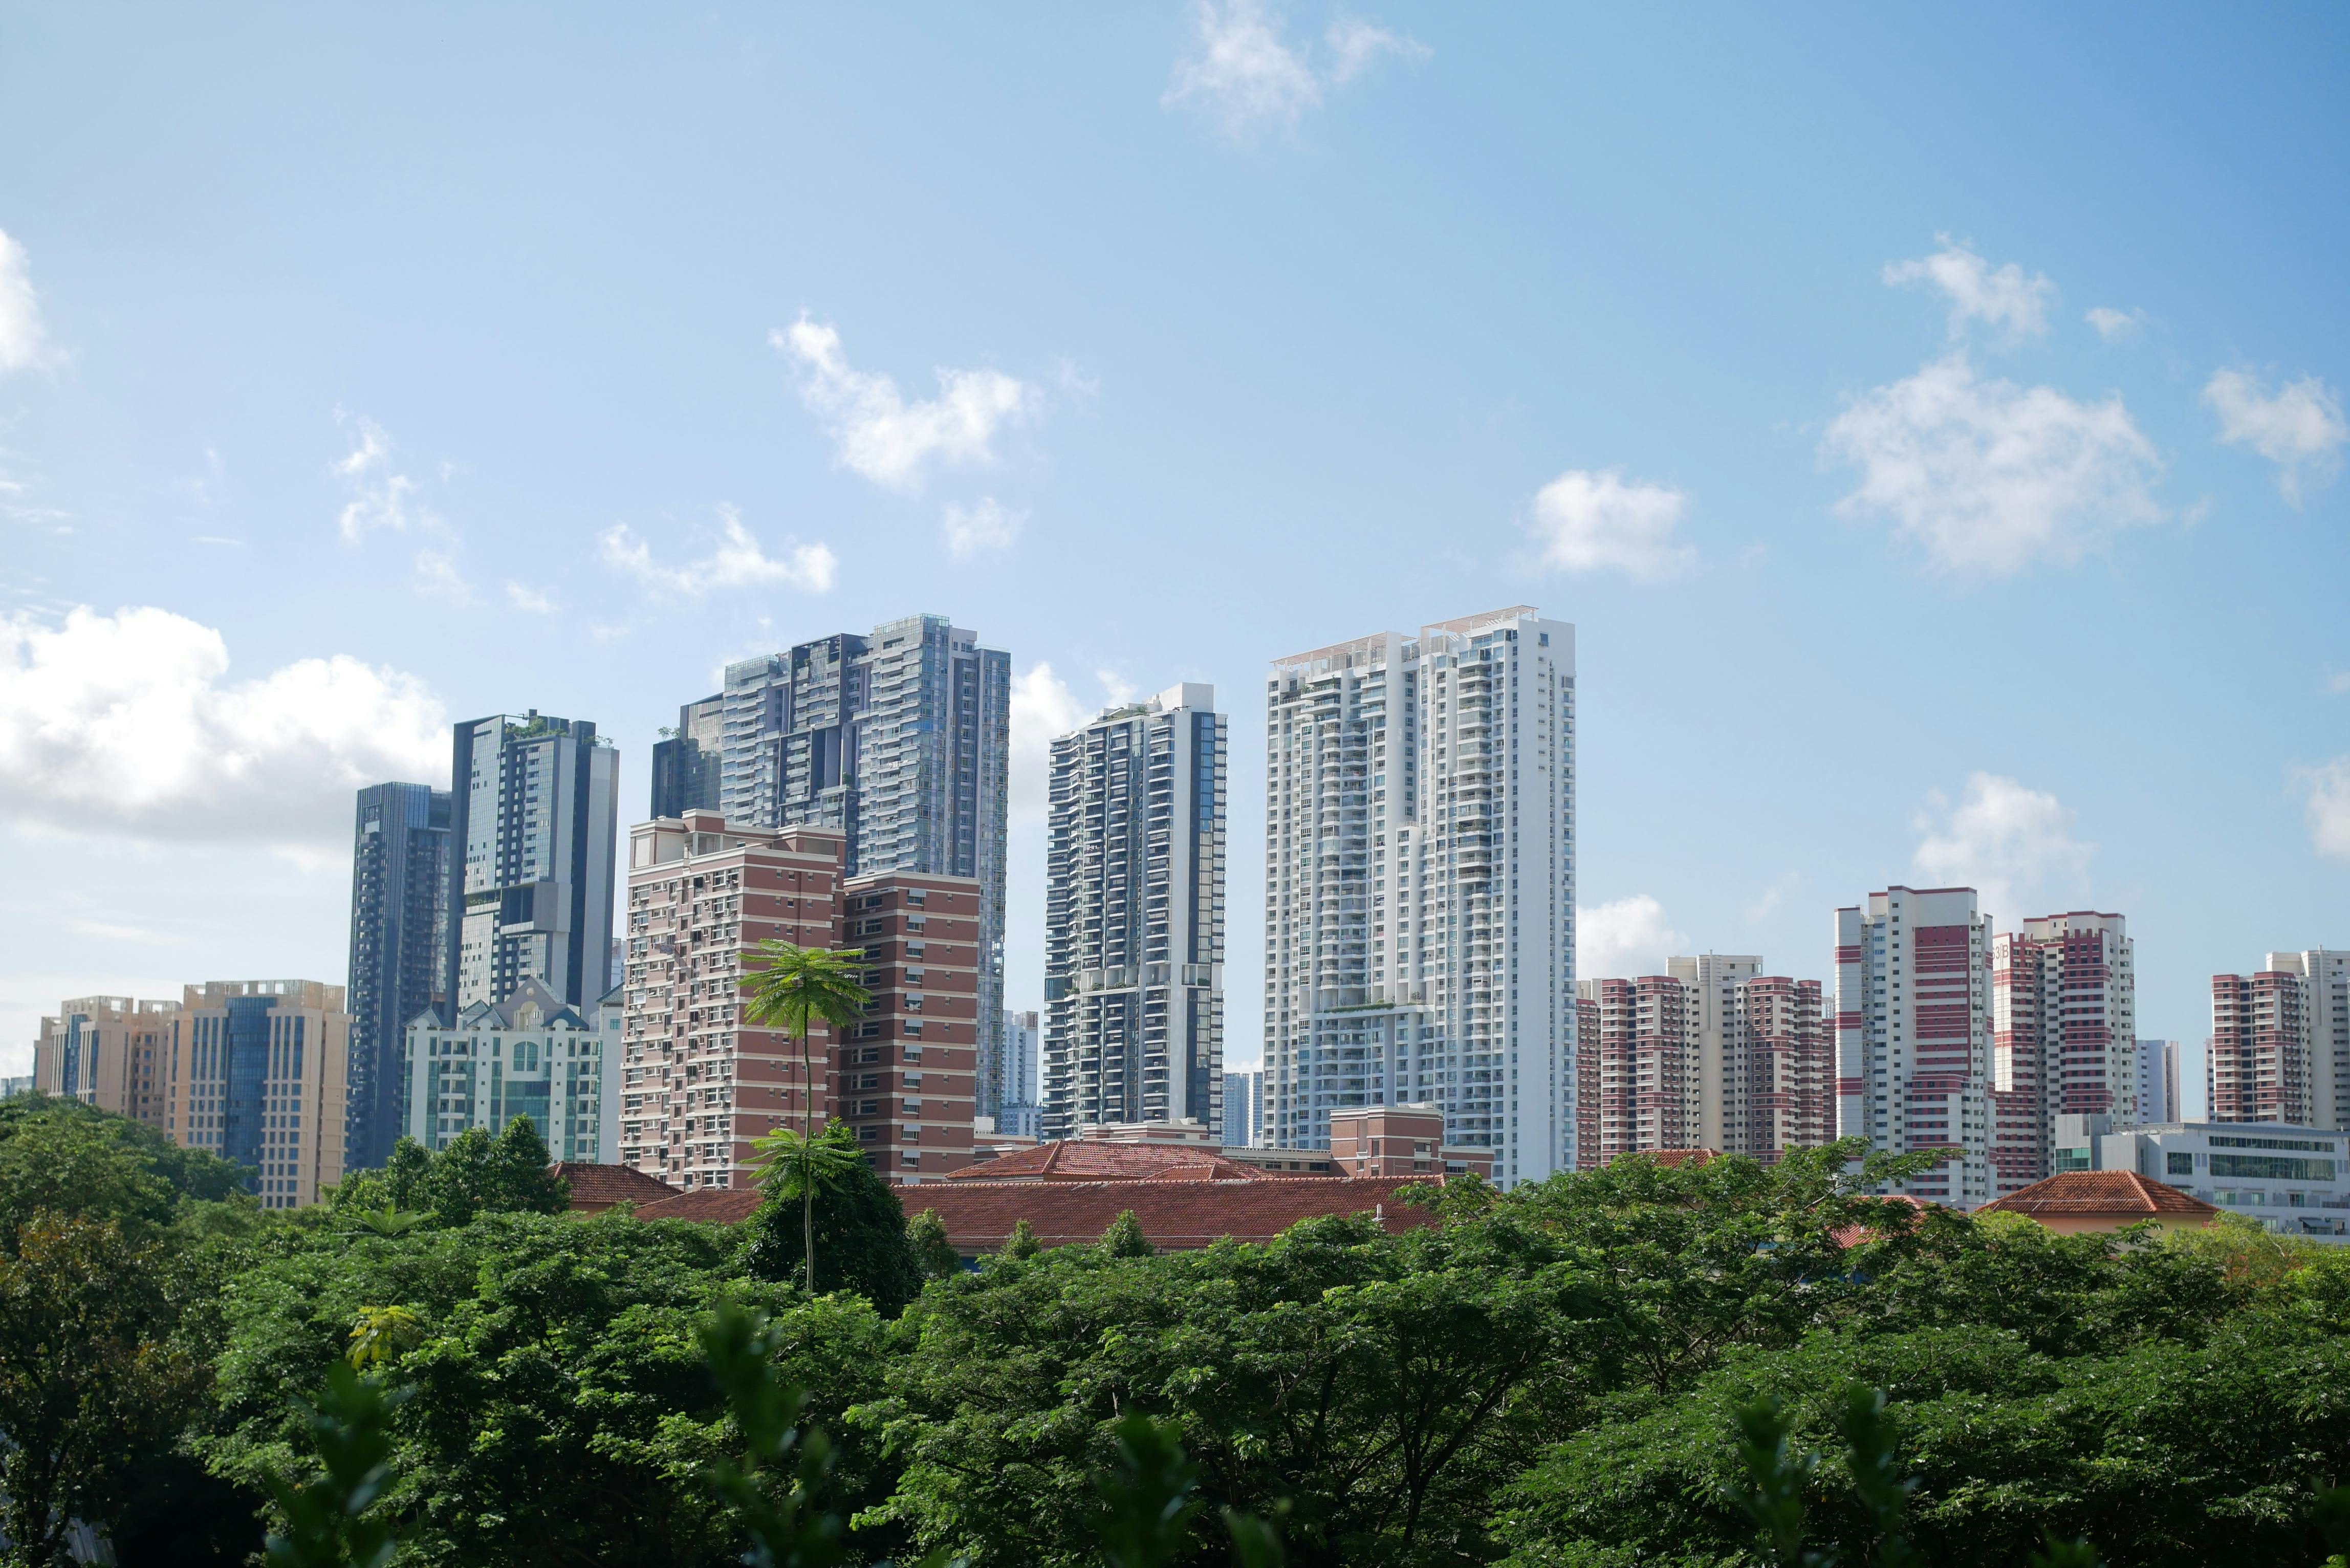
[744,1124,924,1313]
[331,1118,568,1227]
[260,1361,406,1568]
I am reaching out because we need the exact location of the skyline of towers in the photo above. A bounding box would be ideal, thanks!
[1260,605,1576,1186]
[344,780,452,1170]
[2209,950,2350,1127]
[705,615,1012,1136]
[446,711,620,1017]
[1836,884,1995,1208]
[1041,682,1228,1138]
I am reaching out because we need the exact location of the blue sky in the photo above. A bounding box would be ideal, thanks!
[2,4,2345,1097]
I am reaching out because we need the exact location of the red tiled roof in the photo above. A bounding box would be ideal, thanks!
[1978,1170,2220,1219]
[904,1177,1439,1252]
[1648,1148,1719,1168]
[1832,1193,1931,1248]
[633,1187,764,1223]
[551,1162,680,1210]
[941,1140,1314,1183]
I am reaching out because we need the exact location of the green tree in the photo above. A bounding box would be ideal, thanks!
[745,1125,923,1313]
[0,1211,202,1566]
[737,941,871,1142]
[260,1362,405,1568]
[753,1122,867,1297]
[907,1210,961,1281]
[1000,1219,1041,1261]
[1098,1211,1154,1259]
[416,1116,569,1225]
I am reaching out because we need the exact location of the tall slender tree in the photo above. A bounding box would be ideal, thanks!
[739,943,872,1291]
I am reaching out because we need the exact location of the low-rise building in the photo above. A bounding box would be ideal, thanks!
[402,976,622,1160]
[2091,1120,2350,1243]
[1976,1169,2219,1236]
[1326,1103,1494,1178]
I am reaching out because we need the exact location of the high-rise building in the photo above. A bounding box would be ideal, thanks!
[839,870,982,1181]
[345,781,452,1171]
[2209,950,2350,1126]
[1223,1070,1264,1147]
[445,711,620,1015]
[1263,606,1575,1185]
[1835,886,1993,1208]
[1572,959,1832,1167]
[403,975,621,1161]
[992,1008,1039,1122]
[33,996,178,1128]
[161,980,350,1209]
[621,812,847,1189]
[651,693,725,819]
[2138,1038,2180,1125]
[712,617,1011,1137]
[1042,683,1228,1138]
[1989,912,2136,1200]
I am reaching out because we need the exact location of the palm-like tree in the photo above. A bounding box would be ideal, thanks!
[738,941,871,1291]
[750,1122,866,1295]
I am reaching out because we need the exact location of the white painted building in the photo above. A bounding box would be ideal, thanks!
[1836,885,1993,1208]
[1263,606,1575,1185]
[1042,683,1228,1138]
[2095,1120,2350,1244]
[404,975,622,1161]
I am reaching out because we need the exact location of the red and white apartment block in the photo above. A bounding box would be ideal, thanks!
[1836,886,1993,1208]
[1990,912,2136,1200]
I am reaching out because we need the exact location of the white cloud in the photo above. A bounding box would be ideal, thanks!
[943,497,1024,559]
[1577,895,1688,980]
[0,228,49,373]
[1912,772,2093,916]
[1328,17,1428,82]
[1527,468,1694,580]
[1883,238,2053,339]
[1009,662,1089,826]
[2203,367,2348,506]
[772,317,1038,491]
[2298,760,2350,862]
[333,417,425,542]
[2085,306,2144,343]
[1163,0,1423,141]
[1746,871,1802,924]
[2329,671,2350,695]
[598,505,835,597]
[505,582,557,614]
[1821,354,2163,576]
[411,550,475,605]
[0,605,448,849]
[61,917,184,946]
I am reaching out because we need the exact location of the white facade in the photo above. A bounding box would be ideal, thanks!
[1043,684,1228,1137]
[1667,953,1763,1150]
[2279,950,2350,1128]
[403,975,622,1161]
[1223,1069,1265,1146]
[1263,606,1575,1186]
[2097,1121,2350,1244]
[1836,885,1994,1208]
[996,1008,1039,1116]
[2136,1038,2178,1125]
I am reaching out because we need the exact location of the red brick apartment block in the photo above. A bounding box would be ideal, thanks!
[622,811,845,1190]
[1326,1103,1494,1178]
[835,872,982,1182]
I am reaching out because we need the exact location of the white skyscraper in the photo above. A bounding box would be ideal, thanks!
[1835,885,1993,1208]
[1041,683,1228,1137]
[1263,606,1575,1186]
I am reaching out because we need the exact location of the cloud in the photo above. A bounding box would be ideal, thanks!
[2298,760,2350,862]
[1821,354,2163,576]
[943,497,1024,559]
[61,917,184,946]
[1163,0,1423,142]
[0,228,49,373]
[0,605,448,850]
[411,550,475,605]
[599,505,835,597]
[1746,871,1803,924]
[505,582,557,614]
[1912,772,2093,916]
[1009,662,1094,826]
[333,417,425,542]
[1527,468,1694,580]
[1883,238,2053,339]
[2329,671,2350,695]
[2085,306,2145,343]
[1576,895,1688,980]
[772,317,1038,491]
[2203,367,2348,506]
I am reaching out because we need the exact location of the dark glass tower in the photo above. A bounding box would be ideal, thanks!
[344,782,451,1169]
[650,692,724,818]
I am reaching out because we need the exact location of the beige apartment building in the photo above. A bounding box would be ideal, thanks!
[34,996,180,1129]
[162,980,350,1209]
